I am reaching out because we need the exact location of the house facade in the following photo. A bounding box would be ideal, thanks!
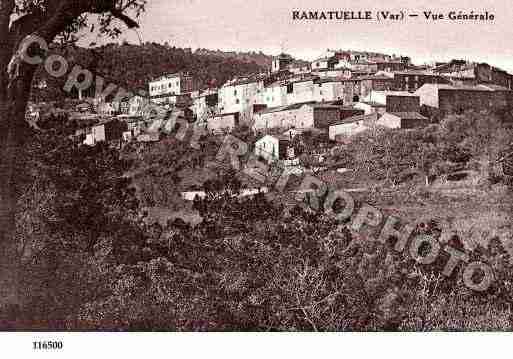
[192,90,219,121]
[206,112,240,133]
[218,78,264,123]
[313,78,345,103]
[386,94,420,113]
[433,61,513,89]
[255,135,291,162]
[329,113,378,140]
[253,103,316,130]
[271,53,294,73]
[393,71,450,92]
[83,119,127,146]
[354,101,386,115]
[253,102,341,131]
[376,112,429,129]
[414,83,513,115]
[149,72,197,104]
[358,75,396,98]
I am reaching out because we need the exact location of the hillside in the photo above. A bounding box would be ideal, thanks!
[193,48,274,68]
[30,43,281,102]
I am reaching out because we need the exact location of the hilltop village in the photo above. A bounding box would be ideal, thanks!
[27,48,513,176]
[17,46,513,331]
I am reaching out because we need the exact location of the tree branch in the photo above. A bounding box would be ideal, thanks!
[110,8,139,28]
[10,0,140,44]
[0,0,14,30]
[0,0,15,98]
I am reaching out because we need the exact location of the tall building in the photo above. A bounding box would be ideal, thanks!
[271,53,294,73]
[149,72,198,104]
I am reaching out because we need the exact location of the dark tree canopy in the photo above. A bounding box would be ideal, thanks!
[1,0,146,98]
[0,0,147,317]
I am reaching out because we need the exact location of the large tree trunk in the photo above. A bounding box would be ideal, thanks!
[0,73,33,328]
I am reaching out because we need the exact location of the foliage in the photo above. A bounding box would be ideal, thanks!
[14,113,145,328]
[345,112,513,186]
[11,109,513,331]
[31,43,267,102]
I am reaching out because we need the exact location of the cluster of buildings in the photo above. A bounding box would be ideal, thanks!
[179,50,512,138]
[32,48,513,161]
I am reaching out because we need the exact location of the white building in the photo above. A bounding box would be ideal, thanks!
[149,72,196,104]
[192,90,219,121]
[96,101,118,116]
[353,101,387,115]
[376,112,428,129]
[271,53,294,73]
[311,56,338,71]
[313,78,345,103]
[218,78,264,123]
[253,103,316,131]
[312,68,351,79]
[260,82,287,108]
[254,135,291,163]
[253,102,341,131]
[289,65,311,75]
[329,113,378,140]
[206,112,239,133]
[362,90,418,106]
[128,95,149,116]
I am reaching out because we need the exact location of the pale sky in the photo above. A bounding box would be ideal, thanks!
[84,0,513,71]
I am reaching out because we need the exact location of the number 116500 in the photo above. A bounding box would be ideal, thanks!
[33,341,63,350]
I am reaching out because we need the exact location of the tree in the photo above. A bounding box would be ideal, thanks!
[0,0,146,317]
[12,115,143,329]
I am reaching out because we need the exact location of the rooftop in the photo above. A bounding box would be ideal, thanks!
[256,101,317,115]
[359,101,387,107]
[417,83,504,92]
[355,74,396,81]
[387,112,428,120]
[394,70,437,76]
[256,134,291,142]
[331,113,378,126]
[150,72,190,82]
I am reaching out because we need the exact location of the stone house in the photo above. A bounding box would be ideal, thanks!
[376,112,429,129]
[83,119,127,146]
[252,102,341,131]
[206,112,240,133]
[254,135,291,162]
[414,83,513,116]
[218,78,264,124]
[393,71,450,92]
[329,113,378,140]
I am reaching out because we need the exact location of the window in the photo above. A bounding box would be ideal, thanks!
[234,89,237,96]
[235,99,239,104]
[287,83,293,94]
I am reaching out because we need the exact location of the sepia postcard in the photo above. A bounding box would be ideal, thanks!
[1,0,513,357]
